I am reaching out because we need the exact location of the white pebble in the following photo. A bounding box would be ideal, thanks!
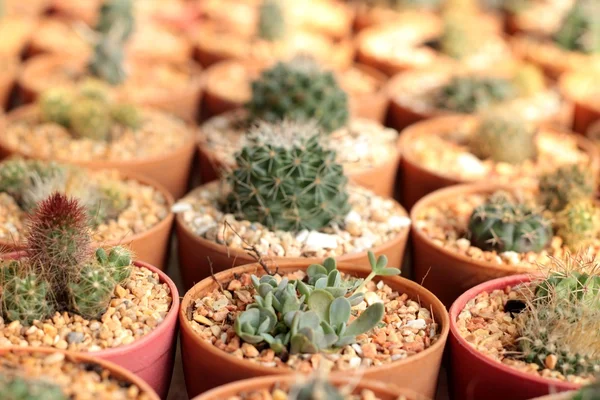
[364,292,383,306]
[456,153,486,177]
[344,210,362,224]
[171,202,192,213]
[295,229,309,242]
[404,319,427,330]
[500,251,520,265]
[304,231,338,250]
[349,357,362,368]
[351,343,363,356]
[388,216,411,229]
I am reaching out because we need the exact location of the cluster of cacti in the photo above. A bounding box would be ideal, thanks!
[553,0,600,54]
[257,0,286,41]
[0,374,66,400]
[556,199,600,250]
[434,75,517,113]
[511,63,546,97]
[0,158,129,227]
[88,0,134,85]
[245,57,349,133]
[0,193,132,325]
[223,121,350,231]
[234,252,400,354]
[538,164,595,212]
[470,112,537,164]
[39,79,141,141]
[468,192,552,253]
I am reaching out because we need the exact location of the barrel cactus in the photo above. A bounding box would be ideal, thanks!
[39,87,73,127]
[257,0,286,41]
[556,199,600,250]
[554,0,600,54]
[512,63,546,97]
[69,99,112,141]
[434,76,517,114]
[0,375,66,400]
[245,57,349,133]
[224,121,351,231]
[538,164,595,212]
[468,193,552,253]
[470,113,537,164]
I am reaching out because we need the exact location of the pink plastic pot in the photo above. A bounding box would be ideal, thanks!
[449,274,581,400]
[1,253,180,399]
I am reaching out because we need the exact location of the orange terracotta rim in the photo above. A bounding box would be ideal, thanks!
[449,274,581,392]
[0,346,160,400]
[399,115,600,186]
[179,261,450,379]
[0,104,197,169]
[192,374,429,400]
[0,170,175,253]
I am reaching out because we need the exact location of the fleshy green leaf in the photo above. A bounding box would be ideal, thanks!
[307,290,334,322]
[376,254,388,271]
[307,264,327,277]
[376,267,401,276]
[323,257,336,273]
[327,270,341,287]
[329,297,350,331]
[367,251,377,271]
[344,302,384,337]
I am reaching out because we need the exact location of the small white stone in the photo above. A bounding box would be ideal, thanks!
[364,291,383,306]
[351,343,363,356]
[304,231,338,250]
[456,153,486,177]
[295,229,309,242]
[388,216,411,229]
[500,251,520,265]
[344,210,362,224]
[353,236,374,252]
[171,202,192,213]
[404,319,427,330]
[349,357,362,368]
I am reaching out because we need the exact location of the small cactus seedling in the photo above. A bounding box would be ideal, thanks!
[434,75,517,114]
[39,87,74,127]
[556,199,600,250]
[470,112,537,164]
[0,374,67,400]
[245,57,349,133]
[468,192,552,253]
[512,63,546,97]
[539,164,595,212]
[234,252,400,354]
[554,0,600,54]
[257,0,286,42]
[224,121,351,231]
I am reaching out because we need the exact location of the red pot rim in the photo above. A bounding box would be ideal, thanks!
[180,261,450,377]
[449,273,581,391]
[0,253,180,358]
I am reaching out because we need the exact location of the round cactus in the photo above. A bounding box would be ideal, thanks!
[77,78,112,103]
[69,265,115,320]
[556,199,600,249]
[470,113,537,164]
[554,0,600,54]
[245,57,349,133]
[468,193,552,253]
[512,63,546,97]
[224,121,351,231]
[110,103,142,130]
[39,87,74,127]
[539,164,595,212]
[1,274,52,326]
[69,98,112,141]
[434,75,517,114]
[439,16,482,59]
[257,0,286,41]
[0,375,67,400]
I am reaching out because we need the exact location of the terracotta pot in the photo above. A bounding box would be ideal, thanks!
[559,68,600,134]
[411,183,536,307]
[49,0,100,25]
[449,274,581,400]
[0,59,18,110]
[0,253,180,399]
[0,105,195,199]
[399,115,600,210]
[0,171,174,270]
[589,120,600,141]
[18,54,204,124]
[175,182,410,289]
[180,261,449,398]
[0,347,159,400]
[196,128,402,197]
[192,375,430,400]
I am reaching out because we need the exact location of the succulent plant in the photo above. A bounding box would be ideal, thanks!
[94,0,135,43]
[470,113,537,164]
[512,63,546,97]
[88,35,127,86]
[573,381,600,400]
[245,58,349,133]
[0,374,67,400]
[468,192,552,253]
[439,15,484,60]
[289,376,344,400]
[110,103,141,130]
[554,0,600,54]
[69,98,112,141]
[257,0,286,41]
[535,270,600,307]
[434,76,517,114]
[234,252,400,354]
[556,199,600,250]
[77,78,112,103]
[223,121,351,231]
[0,193,132,324]
[39,87,74,127]
[539,164,595,212]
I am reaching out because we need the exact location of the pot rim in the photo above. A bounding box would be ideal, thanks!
[180,261,450,377]
[0,346,160,400]
[449,273,581,391]
[0,169,175,252]
[0,254,180,359]
[399,115,600,185]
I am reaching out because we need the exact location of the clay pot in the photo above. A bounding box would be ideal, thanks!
[0,105,195,199]
[1,253,180,399]
[0,171,174,270]
[449,274,581,400]
[411,183,536,307]
[201,60,390,123]
[559,68,600,134]
[18,54,203,124]
[0,347,159,400]
[180,261,449,398]
[0,59,18,110]
[399,115,600,210]
[49,0,100,25]
[175,182,410,289]
[192,375,430,400]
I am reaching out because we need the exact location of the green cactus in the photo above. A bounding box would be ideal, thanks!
[290,377,344,400]
[69,264,115,319]
[1,274,51,326]
[88,36,127,86]
[69,99,112,141]
[257,0,286,42]
[39,87,74,127]
[111,103,141,130]
[539,164,595,212]
[94,0,134,43]
[470,113,537,164]
[554,0,600,54]
[573,382,600,400]
[535,271,600,307]
[0,374,67,400]
[96,247,132,283]
[556,199,600,250]
[468,193,552,253]
[77,78,112,103]
[245,58,349,133]
[224,122,350,231]
[434,76,517,114]
[512,63,546,97]
[235,252,399,354]
[439,15,484,59]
